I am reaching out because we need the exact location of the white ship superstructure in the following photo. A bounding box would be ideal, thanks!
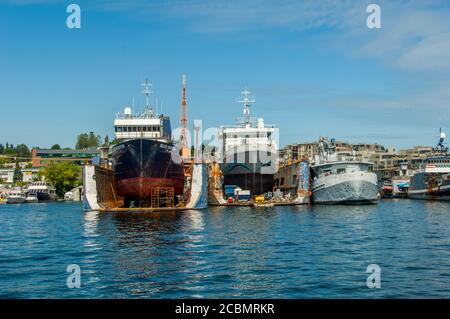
[219,89,276,160]
[113,80,170,142]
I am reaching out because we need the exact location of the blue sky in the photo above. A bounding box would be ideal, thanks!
[0,0,449,149]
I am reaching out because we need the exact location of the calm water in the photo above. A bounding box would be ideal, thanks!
[0,200,449,298]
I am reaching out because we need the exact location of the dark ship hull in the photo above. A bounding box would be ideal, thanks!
[408,172,450,200]
[221,150,274,196]
[35,193,56,202]
[111,139,185,205]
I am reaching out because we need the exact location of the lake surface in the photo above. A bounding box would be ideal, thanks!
[0,200,449,298]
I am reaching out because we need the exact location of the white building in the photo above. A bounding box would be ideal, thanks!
[0,168,40,183]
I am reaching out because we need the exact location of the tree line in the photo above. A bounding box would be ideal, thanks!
[0,143,31,158]
[0,131,103,159]
[1,132,103,196]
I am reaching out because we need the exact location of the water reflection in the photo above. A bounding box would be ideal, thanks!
[89,210,212,297]
[3,201,450,298]
[83,210,99,237]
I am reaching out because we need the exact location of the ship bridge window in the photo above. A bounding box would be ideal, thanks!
[337,168,346,174]
[132,126,137,132]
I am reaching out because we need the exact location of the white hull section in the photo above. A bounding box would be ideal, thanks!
[6,197,26,204]
[312,172,378,205]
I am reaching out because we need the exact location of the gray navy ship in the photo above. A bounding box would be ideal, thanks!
[408,129,450,201]
[310,137,379,205]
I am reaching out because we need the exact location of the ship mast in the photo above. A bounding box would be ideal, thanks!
[237,87,255,125]
[141,79,153,117]
[434,128,449,155]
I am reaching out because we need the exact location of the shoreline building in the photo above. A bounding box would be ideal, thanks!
[31,148,101,167]
[0,167,40,184]
[279,139,434,182]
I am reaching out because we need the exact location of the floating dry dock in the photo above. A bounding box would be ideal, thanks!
[207,161,310,206]
[83,162,208,212]
[83,160,308,211]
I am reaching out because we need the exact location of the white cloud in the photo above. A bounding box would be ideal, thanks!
[98,0,450,71]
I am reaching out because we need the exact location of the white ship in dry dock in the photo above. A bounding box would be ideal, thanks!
[310,137,379,205]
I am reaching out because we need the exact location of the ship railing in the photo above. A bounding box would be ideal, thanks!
[115,112,159,120]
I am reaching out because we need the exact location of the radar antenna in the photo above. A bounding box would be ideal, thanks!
[236,87,255,124]
[141,79,153,117]
[434,128,449,155]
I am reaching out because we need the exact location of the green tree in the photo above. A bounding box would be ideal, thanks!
[0,143,4,154]
[16,144,31,158]
[76,132,100,150]
[51,144,62,150]
[4,143,15,155]
[0,157,8,168]
[13,161,23,183]
[38,162,82,197]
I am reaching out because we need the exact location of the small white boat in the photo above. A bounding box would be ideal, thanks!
[27,182,57,202]
[64,191,74,201]
[25,194,39,203]
[6,190,26,204]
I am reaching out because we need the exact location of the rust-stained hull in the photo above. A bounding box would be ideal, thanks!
[93,165,124,209]
[111,138,185,203]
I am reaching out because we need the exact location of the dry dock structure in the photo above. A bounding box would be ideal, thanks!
[83,162,208,212]
[208,160,310,206]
